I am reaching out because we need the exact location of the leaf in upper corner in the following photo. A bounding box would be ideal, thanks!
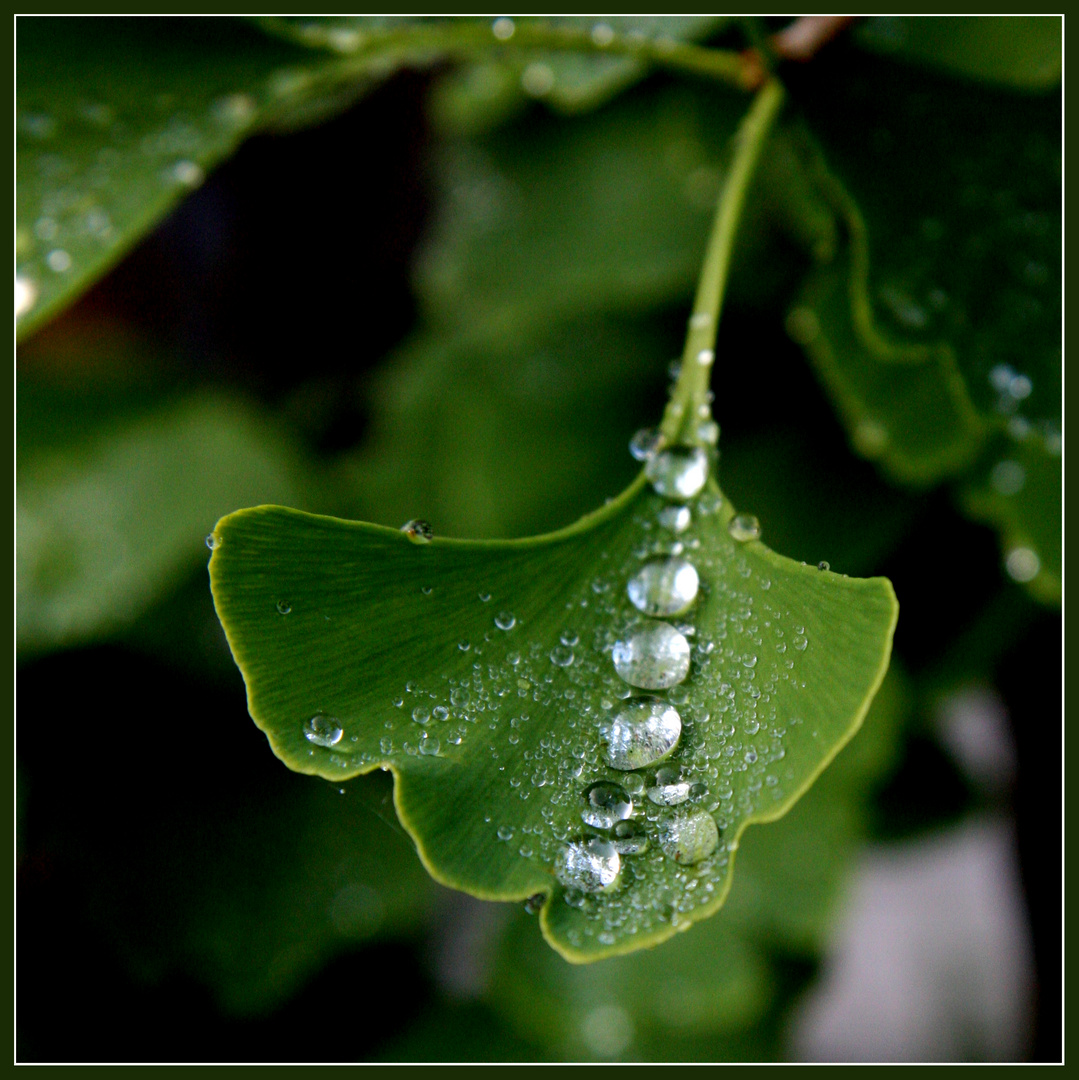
[17,384,312,654]
[855,16,1061,90]
[16,15,449,340]
[480,666,909,1060]
[209,469,896,962]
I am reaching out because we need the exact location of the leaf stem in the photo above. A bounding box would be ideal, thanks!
[660,77,786,446]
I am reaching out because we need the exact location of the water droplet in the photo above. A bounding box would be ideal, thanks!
[491,16,515,39]
[556,838,620,892]
[550,645,575,667]
[1005,546,1040,583]
[696,348,714,366]
[611,819,650,855]
[612,623,691,690]
[401,519,433,543]
[450,687,471,708]
[421,585,433,595]
[793,636,808,651]
[458,640,471,652]
[205,533,219,550]
[419,733,440,755]
[170,160,204,187]
[647,765,692,806]
[696,419,720,446]
[728,514,761,542]
[431,706,449,722]
[629,427,661,461]
[521,62,555,97]
[478,592,492,602]
[626,557,699,617]
[412,706,430,724]
[497,825,514,841]
[645,447,709,500]
[591,22,615,46]
[606,698,681,770]
[304,715,343,748]
[817,561,830,572]
[660,811,719,864]
[696,491,722,515]
[15,276,38,317]
[657,505,691,533]
[495,611,516,631]
[581,781,633,829]
[524,892,545,914]
[560,630,579,647]
[380,736,393,754]
[46,249,72,273]
[689,311,712,330]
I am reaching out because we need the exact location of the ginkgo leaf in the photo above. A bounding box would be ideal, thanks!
[209,470,896,961]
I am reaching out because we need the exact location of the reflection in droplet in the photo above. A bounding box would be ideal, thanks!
[304,715,343,747]
[606,698,681,770]
[581,782,633,829]
[645,447,709,500]
[612,623,691,690]
[627,558,699,617]
[660,811,719,864]
[557,838,621,892]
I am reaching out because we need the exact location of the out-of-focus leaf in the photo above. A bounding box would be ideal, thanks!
[856,16,1061,90]
[787,53,1059,601]
[960,435,1061,605]
[430,17,728,136]
[17,387,313,653]
[482,668,908,1059]
[415,83,832,330]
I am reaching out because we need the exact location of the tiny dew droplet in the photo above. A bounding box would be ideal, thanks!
[817,561,830,572]
[626,557,699,617]
[1005,546,1040,583]
[205,533,219,550]
[606,698,681,770]
[421,585,433,595]
[401,519,433,543]
[581,781,633,829]
[557,838,621,893]
[276,600,291,615]
[524,892,545,914]
[629,427,662,461]
[304,715,343,748]
[645,446,709,500]
[412,706,430,724]
[728,514,761,542]
[497,825,514,841]
[660,811,719,864]
[495,611,516,631]
[479,592,492,602]
[696,348,714,366]
[491,16,515,39]
[550,645,574,667]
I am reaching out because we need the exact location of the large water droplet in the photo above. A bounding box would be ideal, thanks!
[557,838,621,892]
[581,782,633,829]
[304,715,343,748]
[401,519,433,543]
[612,623,691,690]
[660,811,719,864]
[728,514,761,542]
[605,698,681,770]
[646,765,692,806]
[645,447,709,500]
[626,557,699,617]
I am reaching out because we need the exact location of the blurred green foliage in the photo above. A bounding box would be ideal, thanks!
[16,15,1059,1063]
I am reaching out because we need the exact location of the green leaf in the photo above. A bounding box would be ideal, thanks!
[855,16,1062,90]
[209,473,896,961]
[17,389,311,654]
